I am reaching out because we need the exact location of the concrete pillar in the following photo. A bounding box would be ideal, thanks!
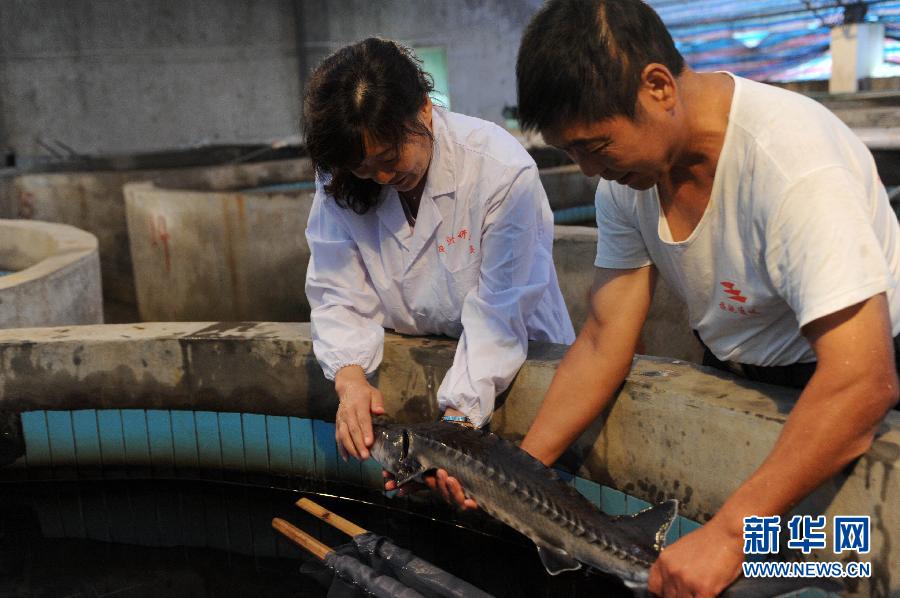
[830,22,885,94]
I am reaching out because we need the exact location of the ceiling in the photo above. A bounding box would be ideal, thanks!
[647,0,900,80]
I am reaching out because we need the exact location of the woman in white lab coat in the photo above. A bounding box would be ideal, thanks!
[304,38,575,469]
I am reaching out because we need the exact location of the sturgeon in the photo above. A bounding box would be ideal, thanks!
[370,421,676,589]
[371,422,844,597]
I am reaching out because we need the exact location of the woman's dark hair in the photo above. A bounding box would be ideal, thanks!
[303,38,434,213]
[517,0,684,133]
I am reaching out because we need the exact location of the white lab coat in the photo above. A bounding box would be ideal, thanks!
[305,108,575,427]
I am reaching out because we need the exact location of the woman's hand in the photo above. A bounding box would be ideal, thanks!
[334,365,385,461]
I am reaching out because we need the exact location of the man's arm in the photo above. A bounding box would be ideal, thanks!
[521,264,655,465]
[649,293,899,598]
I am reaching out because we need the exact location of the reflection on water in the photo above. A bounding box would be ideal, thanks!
[0,478,630,598]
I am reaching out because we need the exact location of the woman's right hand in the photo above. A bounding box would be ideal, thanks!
[334,365,385,461]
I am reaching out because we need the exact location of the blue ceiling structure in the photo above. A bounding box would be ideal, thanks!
[647,0,900,81]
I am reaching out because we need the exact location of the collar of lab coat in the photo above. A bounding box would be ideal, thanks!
[423,107,456,199]
[375,108,456,257]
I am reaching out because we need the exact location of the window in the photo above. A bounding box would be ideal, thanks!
[416,46,450,109]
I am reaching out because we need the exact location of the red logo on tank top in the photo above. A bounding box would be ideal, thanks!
[719,281,760,316]
[720,281,748,303]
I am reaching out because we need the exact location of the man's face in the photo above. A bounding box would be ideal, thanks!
[351,99,434,193]
[542,111,672,191]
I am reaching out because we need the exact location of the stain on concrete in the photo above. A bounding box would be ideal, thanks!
[185,322,273,339]
[870,504,891,596]
[635,369,677,378]
[0,334,333,417]
[396,395,436,424]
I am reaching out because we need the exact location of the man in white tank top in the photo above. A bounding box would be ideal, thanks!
[501,1,900,595]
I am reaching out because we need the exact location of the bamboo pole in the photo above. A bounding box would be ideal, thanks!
[271,517,332,561]
[296,497,368,537]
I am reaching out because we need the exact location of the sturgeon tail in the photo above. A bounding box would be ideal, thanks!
[618,499,679,553]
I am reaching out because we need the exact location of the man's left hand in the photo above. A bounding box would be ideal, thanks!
[383,468,479,510]
[648,519,744,597]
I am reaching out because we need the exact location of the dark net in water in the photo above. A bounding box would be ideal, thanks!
[0,478,631,598]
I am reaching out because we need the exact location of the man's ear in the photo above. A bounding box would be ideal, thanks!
[639,63,677,113]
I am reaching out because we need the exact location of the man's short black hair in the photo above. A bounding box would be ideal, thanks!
[516,0,685,133]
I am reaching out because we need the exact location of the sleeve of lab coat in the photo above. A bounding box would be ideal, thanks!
[437,164,554,427]
[305,182,387,381]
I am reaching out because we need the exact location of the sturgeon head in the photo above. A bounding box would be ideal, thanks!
[371,421,678,589]
[371,422,426,485]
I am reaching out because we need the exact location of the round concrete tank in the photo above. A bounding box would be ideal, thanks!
[5,146,310,316]
[0,219,103,328]
[553,225,702,363]
[124,179,314,322]
[540,164,600,212]
[528,145,600,212]
[0,323,896,596]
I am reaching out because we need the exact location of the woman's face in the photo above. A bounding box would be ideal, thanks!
[350,98,434,193]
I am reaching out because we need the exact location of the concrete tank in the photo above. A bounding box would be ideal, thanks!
[0,219,102,328]
[4,146,310,316]
[553,225,703,363]
[540,164,600,212]
[124,180,314,322]
[0,322,895,596]
[124,192,699,361]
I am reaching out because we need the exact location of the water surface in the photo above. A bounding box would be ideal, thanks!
[0,478,630,598]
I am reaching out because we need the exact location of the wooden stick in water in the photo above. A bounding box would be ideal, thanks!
[272,517,331,561]
[296,497,368,537]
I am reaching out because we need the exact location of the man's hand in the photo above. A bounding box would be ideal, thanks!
[334,365,384,461]
[648,294,897,596]
[383,469,478,511]
[648,520,744,597]
[423,469,479,510]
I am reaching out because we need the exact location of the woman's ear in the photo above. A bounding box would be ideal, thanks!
[421,96,434,130]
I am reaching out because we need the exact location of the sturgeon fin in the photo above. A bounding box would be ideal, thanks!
[535,543,581,576]
[618,499,678,552]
